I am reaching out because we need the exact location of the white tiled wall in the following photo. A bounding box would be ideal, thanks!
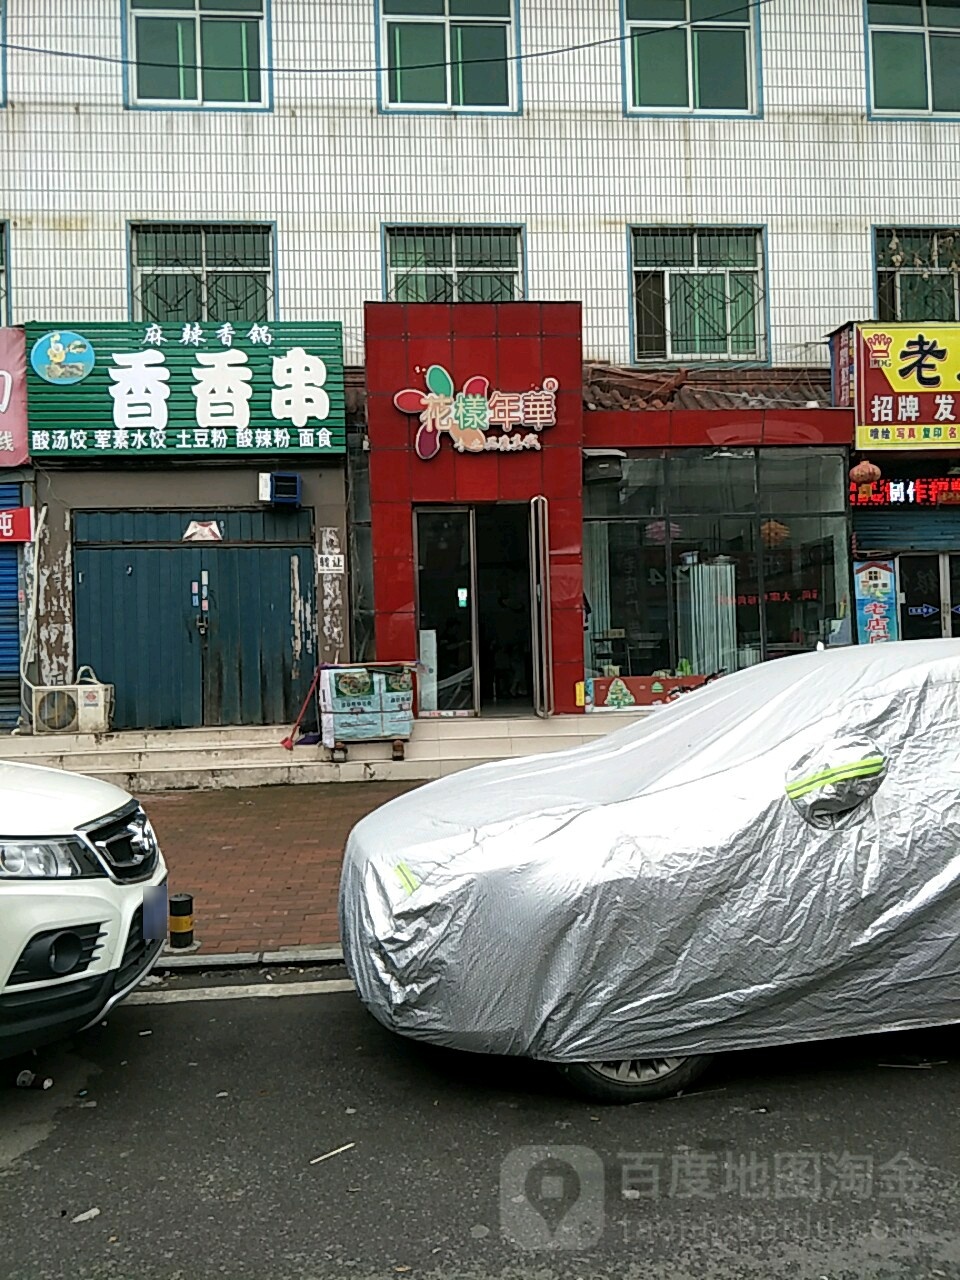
[1,1,958,366]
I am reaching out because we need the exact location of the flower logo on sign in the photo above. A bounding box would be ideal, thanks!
[394,365,558,461]
[394,365,488,460]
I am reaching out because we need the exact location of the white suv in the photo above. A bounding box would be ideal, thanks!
[0,760,168,1060]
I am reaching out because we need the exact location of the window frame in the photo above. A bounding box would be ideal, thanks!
[382,224,527,302]
[866,0,960,118]
[123,0,273,112]
[628,225,769,365]
[582,447,851,677]
[0,1,7,110]
[128,221,279,324]
[874,226,960,323]
[377,0,521,116]
[0,223,9,325]
[622,0,761,119]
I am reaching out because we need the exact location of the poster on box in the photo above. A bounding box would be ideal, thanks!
[320,668,379,746]
[381,668,416,738]
[319,668,414,747]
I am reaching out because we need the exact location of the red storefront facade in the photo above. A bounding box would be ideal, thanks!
[365,303,853,718]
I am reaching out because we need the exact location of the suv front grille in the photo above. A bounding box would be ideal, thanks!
[84,804,160,883]
[115,905,161,992]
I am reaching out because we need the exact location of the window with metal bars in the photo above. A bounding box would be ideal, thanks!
[868,1,960,115]
[381,0,517,111]
[631,227,765,362]
[625,0,756,115]
[385,226,523,302]
[876,227,960,322]
[128,0,267,108]
[130,223,275,324]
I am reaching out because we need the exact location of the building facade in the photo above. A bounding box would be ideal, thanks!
[365,301,851,717]
[2,3,958,362]
[843,321,960,647]
[1,1,959,727]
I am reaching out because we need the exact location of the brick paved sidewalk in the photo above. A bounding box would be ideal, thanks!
[142,783,422,956]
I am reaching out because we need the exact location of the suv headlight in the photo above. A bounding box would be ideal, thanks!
[0,839,102,879]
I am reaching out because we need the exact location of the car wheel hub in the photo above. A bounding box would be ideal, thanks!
[585,1056,686,1084]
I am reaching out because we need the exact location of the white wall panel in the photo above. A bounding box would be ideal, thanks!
[0,2,958,366]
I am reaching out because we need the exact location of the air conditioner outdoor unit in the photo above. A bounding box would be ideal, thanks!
[32,681,114,735]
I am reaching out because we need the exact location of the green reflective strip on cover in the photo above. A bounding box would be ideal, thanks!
[395,861,419,895]
[786,757,886,802]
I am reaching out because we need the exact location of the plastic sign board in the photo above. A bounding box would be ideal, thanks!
[834,323,960,451]
[0,329,29,467]
[24,321,346,458]
[854,560,899,645]
[0,506,34,543]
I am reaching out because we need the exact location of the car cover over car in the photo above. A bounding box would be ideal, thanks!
[339,640,960,1064]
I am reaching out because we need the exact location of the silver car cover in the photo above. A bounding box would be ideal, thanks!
[339,640,960,1062]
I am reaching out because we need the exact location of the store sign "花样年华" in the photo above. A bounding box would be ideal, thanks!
[835,323,960,451]
[394,364,558,460]
[24,321,346,458]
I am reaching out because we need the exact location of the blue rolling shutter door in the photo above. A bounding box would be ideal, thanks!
[0,483,21,729]
[853,508,960,554]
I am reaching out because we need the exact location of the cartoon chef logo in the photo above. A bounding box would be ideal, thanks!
[30,330,96,385]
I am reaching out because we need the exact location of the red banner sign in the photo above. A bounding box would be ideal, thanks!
[0,329,29,467]
[849,477,960,507]
[0,506,34,543]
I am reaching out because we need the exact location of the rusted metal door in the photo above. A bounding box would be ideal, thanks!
[201,543,316,726]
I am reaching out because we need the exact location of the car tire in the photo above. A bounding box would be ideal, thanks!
[556,1054,713,1104]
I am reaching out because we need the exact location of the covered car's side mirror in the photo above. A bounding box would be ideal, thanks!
[785,737,887,830]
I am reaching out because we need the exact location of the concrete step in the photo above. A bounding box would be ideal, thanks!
[17,743,327,772]
[0,711,647,792]
[74,759,442,793]
[11,737,613,793]
[0,724,295,755]
[0,711,639,755]
[3,729,618,777]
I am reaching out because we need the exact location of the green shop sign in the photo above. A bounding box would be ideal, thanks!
[25,321,346,458]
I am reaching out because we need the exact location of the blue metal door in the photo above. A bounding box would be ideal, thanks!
[75,544,204,729]
[0,482,22,730]
[203,544,316,726]
[73,511,316,729]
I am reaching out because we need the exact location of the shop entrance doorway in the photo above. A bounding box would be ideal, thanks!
[415,500,553,717]
[897,553,960,641]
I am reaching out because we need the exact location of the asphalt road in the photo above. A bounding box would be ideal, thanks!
[1,977,959,1280]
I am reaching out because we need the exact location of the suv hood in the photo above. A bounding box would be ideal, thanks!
[0,761,135,837]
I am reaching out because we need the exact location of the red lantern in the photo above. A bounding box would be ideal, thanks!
[850,459,881,486]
